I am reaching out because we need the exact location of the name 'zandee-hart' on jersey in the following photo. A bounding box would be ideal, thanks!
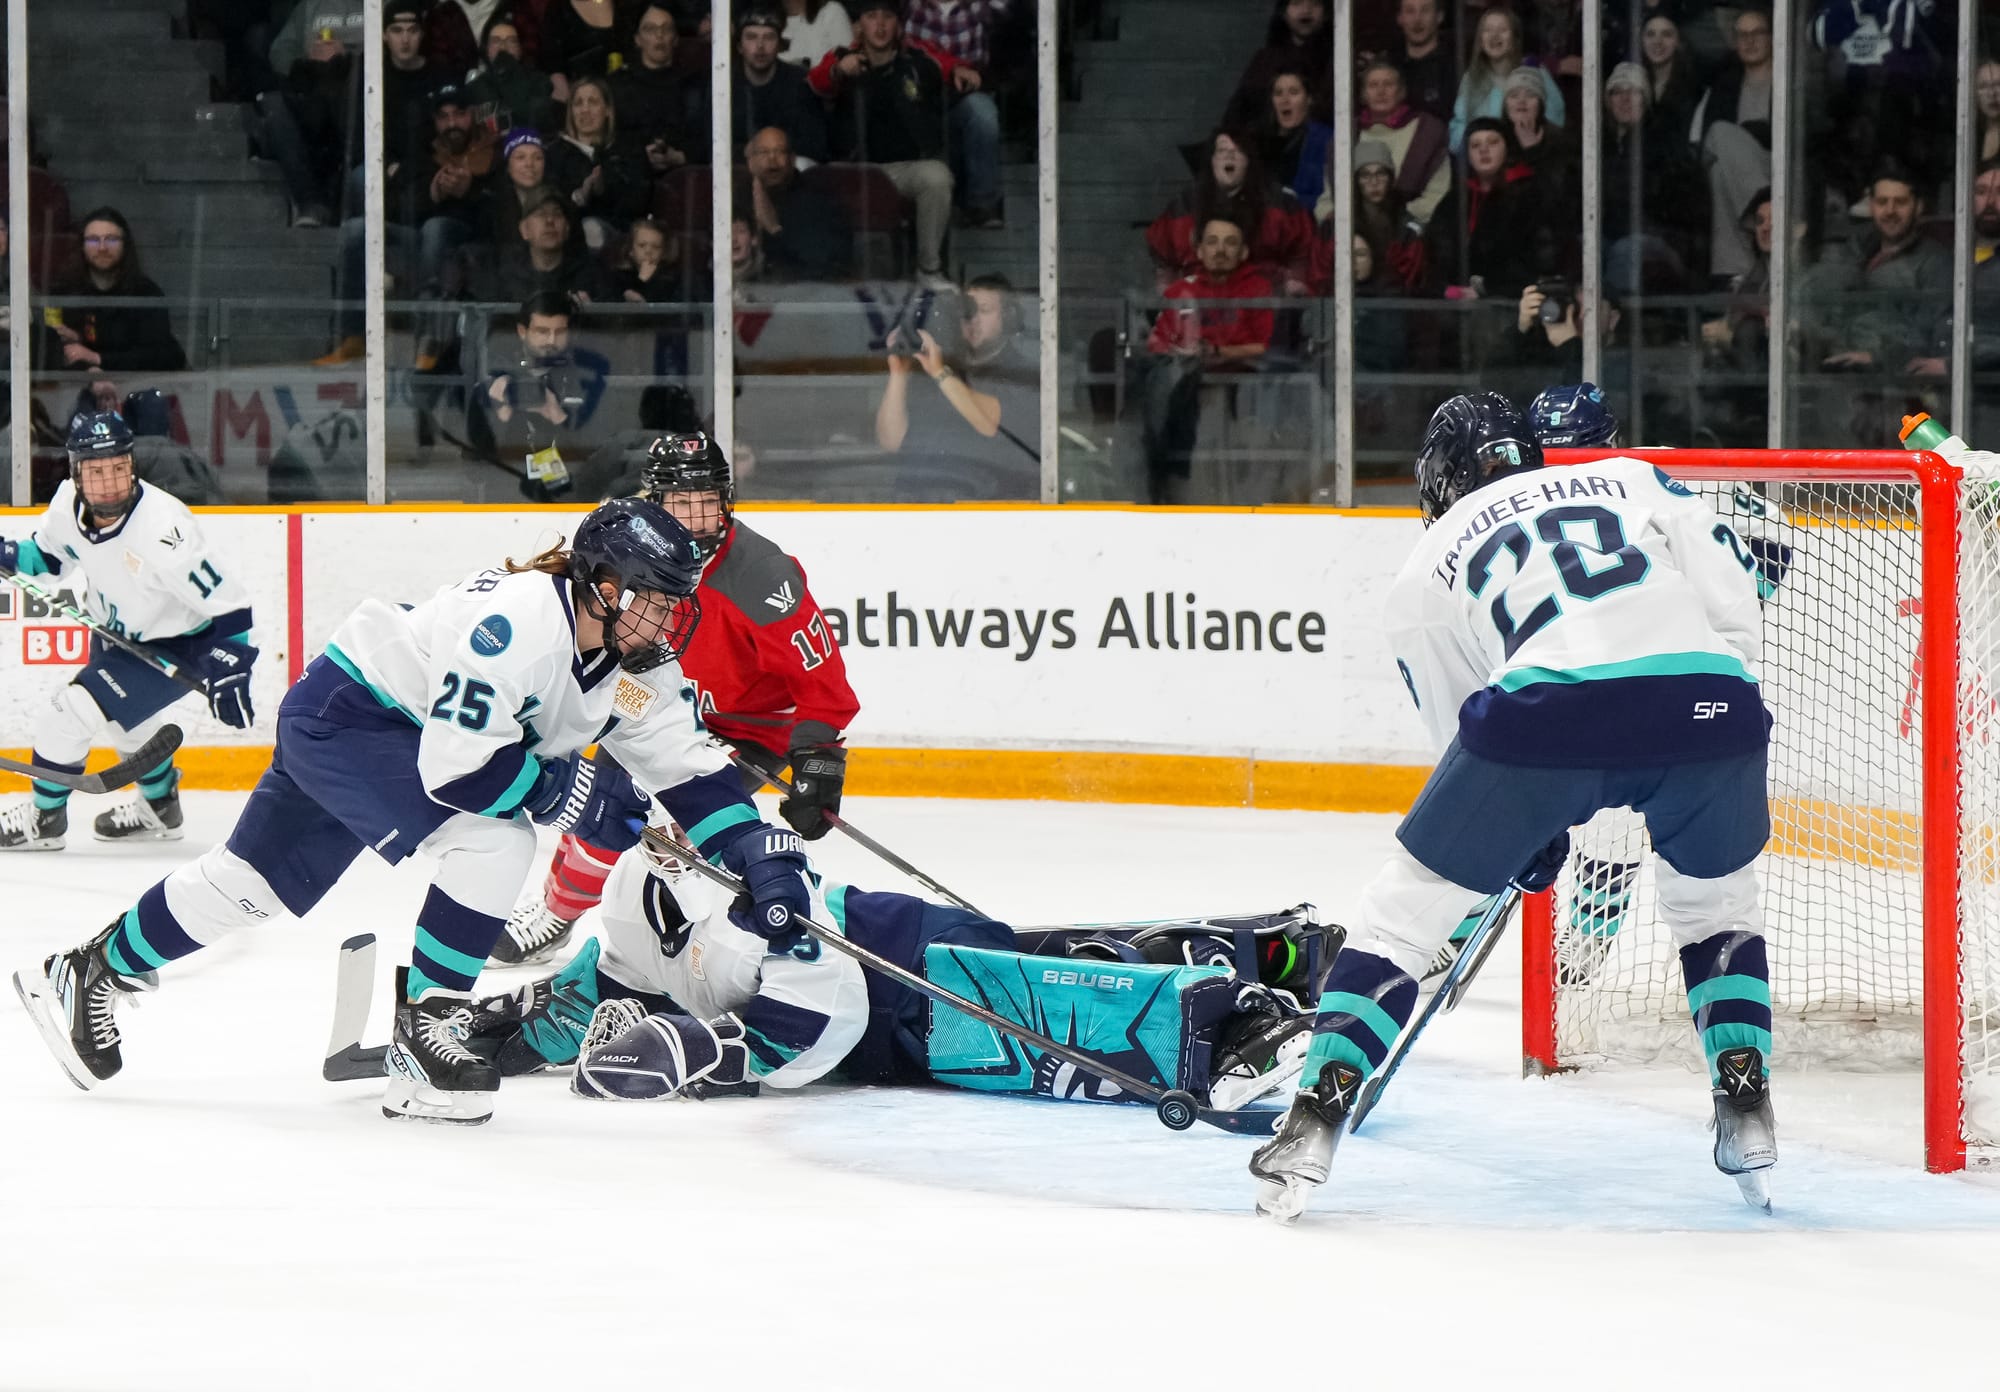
[12,499,817,1127]
[0,410,259,851]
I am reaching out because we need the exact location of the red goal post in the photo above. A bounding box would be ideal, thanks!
[1526,447,1976,1173]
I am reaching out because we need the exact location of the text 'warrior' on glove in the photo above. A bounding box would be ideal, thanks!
[523,751,651,852]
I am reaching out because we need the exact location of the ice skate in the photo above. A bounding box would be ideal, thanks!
[488,892,575,967]
[569,997,652,1098]
[1249,1060,1363,1223]
[465,937,602,1075]
[1710,1045,1777,1212]
[382,971,500,1125]
[1208,991,1313,1109]
[93,772,184,843]
[12,921,157,1089]
[0,800,66,851]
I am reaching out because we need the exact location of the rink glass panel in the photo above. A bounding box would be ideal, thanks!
[1546,473,2000,1155]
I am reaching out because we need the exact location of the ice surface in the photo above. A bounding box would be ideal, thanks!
[3,794,1998,1389]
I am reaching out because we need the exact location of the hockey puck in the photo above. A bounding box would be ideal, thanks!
[1155,1090,1199,1131]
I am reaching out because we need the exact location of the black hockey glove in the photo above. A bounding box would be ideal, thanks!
[1511,831,1571,895]
[721,825,813,941]
[188,638,259,730]
[779,744,846,840]
[523,751,650,852]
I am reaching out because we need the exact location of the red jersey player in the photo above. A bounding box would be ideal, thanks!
[492,433,860,965]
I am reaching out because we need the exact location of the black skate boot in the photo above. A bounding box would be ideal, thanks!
[1249,1059,1364,1223]
[1711,1045,1778,1212]
[0,800,67,851]
[487,892,575,967]
[94,771,184,843]
[382,969,501,1125]
[12,921,157,1088]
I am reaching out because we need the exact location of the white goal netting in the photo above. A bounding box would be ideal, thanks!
[1546,475,2000,1150]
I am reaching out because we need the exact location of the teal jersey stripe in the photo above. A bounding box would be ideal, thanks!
[414,927,487,981]
[824,882,850,931]
[1302,1030,1375,1084]
[745,1026,804,1077]
[1495,651,1756,693]
[1687,973,1772,1013]
[1316,990,1404,1053]
[116,905,169,971]
[685,803,760,855]
[479,757,543,818]
[324,643,419,721]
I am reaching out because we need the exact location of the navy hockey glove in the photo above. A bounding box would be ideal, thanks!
[1512,832,1571,895]
[523,751,650,852]
[0,539,20,575]
[779,744,846,841]
[574,1008,752,1101]
[720,825,812,941]
[188,638,259,730]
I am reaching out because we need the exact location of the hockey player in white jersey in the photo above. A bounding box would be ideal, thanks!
[0,411,257,850]
[12,499,816,1126]
[1250,392,1778,1220]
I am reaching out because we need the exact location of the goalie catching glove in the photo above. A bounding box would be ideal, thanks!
[572,1000,756,1101]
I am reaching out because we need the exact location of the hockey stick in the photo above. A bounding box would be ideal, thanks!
[0,723,185,794]
[1345,886,1522,1134]
[728,750,991,916]
[322,933,390,1081]
[643,826,1281,1136]
[1,572,211,697]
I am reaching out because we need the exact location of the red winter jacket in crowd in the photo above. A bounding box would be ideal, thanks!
[1145,192,1320,294]
[1146,264,1276,357]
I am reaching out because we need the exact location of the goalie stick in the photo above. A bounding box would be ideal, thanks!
[322,934,389,1081]
[1,572,211,697]
[729,750,991,917]
[1345,886,1522,1133]
[0,723,185,794]
[642,826,1281,1137]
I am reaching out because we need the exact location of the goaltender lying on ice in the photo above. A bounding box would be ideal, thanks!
[333,828,1339,1112]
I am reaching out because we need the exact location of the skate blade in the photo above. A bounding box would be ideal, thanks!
[1732,1167,1773,1213]
[0,838,64,852]
[1253,1175,1312,1225]
[380,1077,495,1126]
[12,969,101,1092]
[93,827,183,844]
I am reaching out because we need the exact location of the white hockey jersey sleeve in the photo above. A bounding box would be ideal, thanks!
[1647,469,1765,677]
[735,933,870,1089]
[1383,553,1490,756]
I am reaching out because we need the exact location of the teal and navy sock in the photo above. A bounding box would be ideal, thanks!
[136,757,177,804]
[29,751,81,812]
[408,887,504,1000]
[1300,949,1419,1086]
[1447,895,1497,945]
[103,881,204,977]
[1678,930,1772,1085]
[1570,857,1637,942]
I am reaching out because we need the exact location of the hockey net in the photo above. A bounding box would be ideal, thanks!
[1524,448,1997,1172]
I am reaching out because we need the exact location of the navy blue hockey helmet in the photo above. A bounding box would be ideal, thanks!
[638,432,733,557]
[1527,382,1620,449]
[569,498,705,671]
[1413,393,1543,524]
[66,410,139,519]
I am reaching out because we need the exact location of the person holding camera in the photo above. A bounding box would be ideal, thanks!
[1512,278,1619,376]
[874,274,1038,495]
[473,292,595,499]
